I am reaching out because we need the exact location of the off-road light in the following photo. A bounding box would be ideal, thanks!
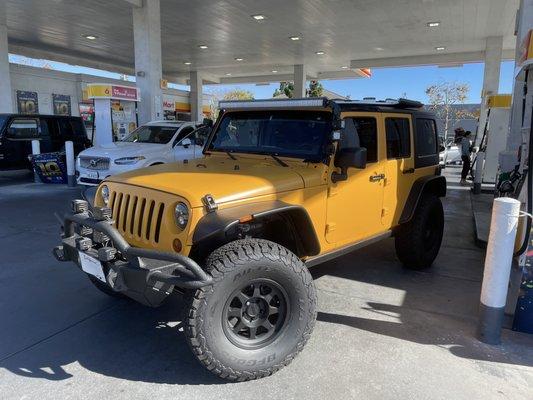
[93,206,112,221]
[100,185,110,205]
[93,230,110,244]
[76,237,93,251]
[71,199,89,214]
[174,202,189,229]
[219,98,327,110]
[98,247,117,262]
[75,224,93,236]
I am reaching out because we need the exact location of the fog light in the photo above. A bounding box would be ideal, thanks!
[71,199,89,214]
[93,206,113,221]
[172,238,182,253]
[76,237,93,251]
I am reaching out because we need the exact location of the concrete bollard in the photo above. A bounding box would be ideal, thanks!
[473,151,485,195]
[31,139,41,183]
[65,141,76,187]
[478,197,521,344]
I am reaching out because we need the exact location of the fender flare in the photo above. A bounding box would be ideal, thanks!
[191,200,321,257]
[398,175,446,224]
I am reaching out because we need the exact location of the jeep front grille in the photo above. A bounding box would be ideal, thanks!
[80,156,110,170]
[109,190,165,243]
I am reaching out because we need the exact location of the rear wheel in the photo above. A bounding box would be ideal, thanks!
[184,238,317,381]
[395,195,444,270]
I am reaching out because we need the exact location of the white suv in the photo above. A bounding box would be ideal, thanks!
[76,121,209,185]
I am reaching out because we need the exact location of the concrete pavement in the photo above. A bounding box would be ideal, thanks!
[1,167,532,400]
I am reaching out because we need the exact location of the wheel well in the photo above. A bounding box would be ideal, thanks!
[398,175,446,225]
[188,208,320,264]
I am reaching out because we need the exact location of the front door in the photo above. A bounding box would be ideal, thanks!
[325,113,386,246]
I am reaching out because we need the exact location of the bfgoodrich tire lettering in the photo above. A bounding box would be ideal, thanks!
[395,195,444,270]
[184,238,317,381]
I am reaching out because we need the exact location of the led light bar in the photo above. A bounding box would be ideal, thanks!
[219,97,328,110]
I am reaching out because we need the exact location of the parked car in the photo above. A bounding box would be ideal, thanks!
[76,121,210,185]
[0,114,90,170]
[54,97,445,381]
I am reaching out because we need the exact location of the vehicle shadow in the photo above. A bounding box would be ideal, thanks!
[0,295,226,385]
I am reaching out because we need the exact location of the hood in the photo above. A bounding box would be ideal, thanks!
[79,142,168,159]
[105,155,321,208]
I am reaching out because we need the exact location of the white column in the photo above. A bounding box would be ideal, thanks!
[93,98,113,146]
[293,64,307,98]
[190,71,203,122]
[133,0,163,124]
[0,1,12,113]
[476,36,503,145]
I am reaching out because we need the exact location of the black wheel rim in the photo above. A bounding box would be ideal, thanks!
[222,279,289,349]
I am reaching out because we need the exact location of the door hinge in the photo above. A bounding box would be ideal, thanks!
[326,223,336,233]
[381,208,390,217]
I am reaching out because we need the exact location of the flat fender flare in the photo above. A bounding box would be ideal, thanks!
[398,175,446,224]
[192,200,321,256]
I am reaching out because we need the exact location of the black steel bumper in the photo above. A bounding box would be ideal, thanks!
[53,204,212,307]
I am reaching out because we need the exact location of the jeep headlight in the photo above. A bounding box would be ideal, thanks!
[174,202,189,229]
[114,156,146,165]
[101,185,110,205]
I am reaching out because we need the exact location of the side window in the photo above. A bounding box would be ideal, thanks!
[58,119,75,141]
[341,117,378,163]
[174,126,195,145]
[70,119,86,138]
[385,117,411,159]
[6,119,39,139]
[415,119,438,156]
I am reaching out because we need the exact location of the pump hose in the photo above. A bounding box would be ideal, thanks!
[513,87,533,257]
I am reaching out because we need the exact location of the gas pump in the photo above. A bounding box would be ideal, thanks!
[85,83,140,146]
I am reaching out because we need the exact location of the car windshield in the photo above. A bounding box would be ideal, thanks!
[208,110,332,161]
[121,125,178,144]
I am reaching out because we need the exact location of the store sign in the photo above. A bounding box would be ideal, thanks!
[111,85,139,101]
[16,91,39,114]
[52,94,71,116]
[518,30,533,67]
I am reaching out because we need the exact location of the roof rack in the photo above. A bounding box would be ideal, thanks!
[333,98,423,109]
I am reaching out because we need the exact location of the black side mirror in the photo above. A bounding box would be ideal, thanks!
[202,118,213,127]
[439,145,445,152]
[195,137,204,146]
[332,147,367,182]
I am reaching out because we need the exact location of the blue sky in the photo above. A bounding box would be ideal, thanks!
[9,54,515,104]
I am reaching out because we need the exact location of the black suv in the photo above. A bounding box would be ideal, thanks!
[0,114,91,170]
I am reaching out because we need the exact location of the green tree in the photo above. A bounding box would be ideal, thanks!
[425,82,469,139]
[273,82,295,98]
[308,80,324,97]
[222,89,255,100]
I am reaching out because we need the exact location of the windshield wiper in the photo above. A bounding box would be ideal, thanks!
[269,154,288,167]
[226,151,237,160]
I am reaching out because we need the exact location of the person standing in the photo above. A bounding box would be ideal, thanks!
[459,130,472,185]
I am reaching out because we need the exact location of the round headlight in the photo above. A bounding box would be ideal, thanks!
[174,202,189,229]
[101,185,110,205]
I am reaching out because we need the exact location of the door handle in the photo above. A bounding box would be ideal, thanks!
[402,168,415,174]
[369,173,385,182]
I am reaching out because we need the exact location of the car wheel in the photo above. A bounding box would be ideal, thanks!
[184,238,317,381]
[395,195,444,270]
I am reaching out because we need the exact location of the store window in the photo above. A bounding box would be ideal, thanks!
[385,118,411,159]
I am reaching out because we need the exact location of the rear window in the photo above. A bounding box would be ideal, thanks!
[415,118,438,156]
[385,118,411,159]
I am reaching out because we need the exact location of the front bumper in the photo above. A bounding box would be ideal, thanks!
[53,200,212,307]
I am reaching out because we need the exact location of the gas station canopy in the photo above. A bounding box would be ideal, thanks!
[4,0,520,84]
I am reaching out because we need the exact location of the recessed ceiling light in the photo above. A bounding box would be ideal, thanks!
[84,35,97,40]
[427,21,440,27]
[435,46,446,51]
[234,57,244,61]
[198,45,208,49]
[183,61,191,65]
[271,70,278,73]
[341,66,349,69]
[289,36,301,41]
[315,51,325,55]
[225,73,232,76]
[374,47,384,51]
[251,14,265,20]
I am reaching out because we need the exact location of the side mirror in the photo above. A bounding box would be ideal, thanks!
[439,145,445,152]
[332,147,367,182]
[195,137,204,146]
[181,138,192,148]
[202,118,213,127]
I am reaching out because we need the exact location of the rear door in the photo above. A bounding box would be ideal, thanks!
[3,117,40,168]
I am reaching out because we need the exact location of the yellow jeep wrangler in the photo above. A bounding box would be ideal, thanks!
[54,97,445,381]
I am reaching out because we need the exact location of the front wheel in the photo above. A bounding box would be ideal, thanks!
[184,239,317,381]
[395,195,444,270]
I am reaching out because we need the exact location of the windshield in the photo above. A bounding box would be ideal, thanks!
[208,110,332,161]
[121,125,179,144]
